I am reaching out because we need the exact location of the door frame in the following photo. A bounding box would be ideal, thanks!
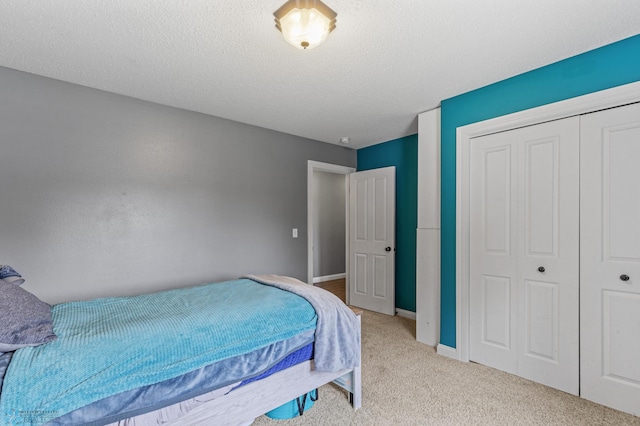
[307,161,355,301]
[449,80,640,362]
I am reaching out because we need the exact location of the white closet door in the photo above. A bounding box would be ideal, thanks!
[470,117,579,394]
[516,118,579,395]
[470,130,519,374]
[580,102,640,416]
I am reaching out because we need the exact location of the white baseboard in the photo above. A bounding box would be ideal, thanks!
[312,273,346,284]
[436,344,459,360]
[395,308,416,320]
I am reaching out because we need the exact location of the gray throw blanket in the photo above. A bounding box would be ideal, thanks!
[244,275,361,372]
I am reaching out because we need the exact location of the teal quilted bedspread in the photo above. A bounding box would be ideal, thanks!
[0,279,317,425]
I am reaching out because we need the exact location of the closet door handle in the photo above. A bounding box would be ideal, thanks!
[385,247,391,252]
[620,274,630,282]
[538,266,545,273]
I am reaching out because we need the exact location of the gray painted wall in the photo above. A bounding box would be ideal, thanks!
[0,66,356,304]
[312,171,346,278]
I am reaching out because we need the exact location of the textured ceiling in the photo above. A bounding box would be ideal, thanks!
[1,1,639,149]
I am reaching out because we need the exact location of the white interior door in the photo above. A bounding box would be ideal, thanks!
[469,117,580,395]
[580,102,640,416]
[349,167,395,315]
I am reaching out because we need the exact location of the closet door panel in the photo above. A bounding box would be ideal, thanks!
[525,139,557,255]
[581,102,640,416]
[481,274,512,349]
[517,118,580,395]
[605,125,640,260]
[523,279,558,361]
[469,135,518,374]
[602,292,640,384]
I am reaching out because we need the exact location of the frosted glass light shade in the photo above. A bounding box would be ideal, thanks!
[274,0,337,50]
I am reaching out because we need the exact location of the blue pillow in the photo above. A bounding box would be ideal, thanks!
[0,282,57,352]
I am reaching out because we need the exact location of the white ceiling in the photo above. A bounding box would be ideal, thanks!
[1,1,639,149]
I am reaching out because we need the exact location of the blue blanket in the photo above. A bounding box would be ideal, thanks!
[0,279,317,425]
[245,274,361,372]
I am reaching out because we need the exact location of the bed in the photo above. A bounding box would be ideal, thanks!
[0,274,361,426]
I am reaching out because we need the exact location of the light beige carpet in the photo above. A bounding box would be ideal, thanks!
[252,310,640,425]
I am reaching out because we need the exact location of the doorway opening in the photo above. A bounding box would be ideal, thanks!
[307,161,355,304]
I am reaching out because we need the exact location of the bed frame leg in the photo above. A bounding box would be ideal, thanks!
[332,366,361,410]
[332,308,362,410]
[350,364,362,409]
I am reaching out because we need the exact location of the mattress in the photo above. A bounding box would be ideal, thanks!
[50,338,315,426]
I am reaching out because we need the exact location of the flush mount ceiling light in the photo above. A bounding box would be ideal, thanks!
[274,0,337,50]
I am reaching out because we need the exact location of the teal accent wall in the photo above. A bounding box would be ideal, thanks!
[357,134,418,312]
[440,34,640,347]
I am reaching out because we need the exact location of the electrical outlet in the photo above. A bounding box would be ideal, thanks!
[292,228,298,238]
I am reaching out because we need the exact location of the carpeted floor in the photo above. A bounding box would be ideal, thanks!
[252,310,640,425]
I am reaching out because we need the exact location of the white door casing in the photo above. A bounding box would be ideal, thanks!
[469,117,580,395]
[349,167,396,315]
[580,102,640,416]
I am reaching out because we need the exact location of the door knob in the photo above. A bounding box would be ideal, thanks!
[385,247,391,252]
[620,274,630,281]
[538,266,545,273]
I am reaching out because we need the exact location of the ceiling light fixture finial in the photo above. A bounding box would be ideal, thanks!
[274,0,337,50]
